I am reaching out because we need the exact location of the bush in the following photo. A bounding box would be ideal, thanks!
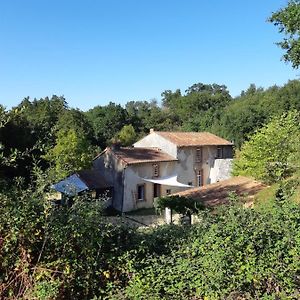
[0,183,135,299]
[119,199,300,299]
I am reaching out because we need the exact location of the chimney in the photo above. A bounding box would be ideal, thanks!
[150,128,154,134]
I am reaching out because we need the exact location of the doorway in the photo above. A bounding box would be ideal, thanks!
[153,183,161,198]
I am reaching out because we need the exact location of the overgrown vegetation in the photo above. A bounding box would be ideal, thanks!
[1,1,300,298]
[2,177,300,299]
[233,110,300,183]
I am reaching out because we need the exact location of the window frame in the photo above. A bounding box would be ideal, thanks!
[216,146,223,159]
[195,147,203,163]
[196,169,203,187]
[152,163,160,178]
[137,184,146,201]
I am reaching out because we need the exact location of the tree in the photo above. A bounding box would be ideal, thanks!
[85,102,128,149]
[116,124,137,146]
[269,0,300,68]
[161,89,182,108]
[43,129,94,179]
[233,110,300,183]
[17,95,68,145]
[56,108,94,143]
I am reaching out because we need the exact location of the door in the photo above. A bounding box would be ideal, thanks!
[196,169,203,187]
[153,183,161,198]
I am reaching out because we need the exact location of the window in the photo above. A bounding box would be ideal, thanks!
[153,163,159,177]
[196,169,203,187]
[195,148,202,163]
[188,182,193,186]
[166,189,171,195]
[137,184,145,201]
[216,146,223,159]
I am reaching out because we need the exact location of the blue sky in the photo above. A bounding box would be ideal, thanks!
[0,0,298,111]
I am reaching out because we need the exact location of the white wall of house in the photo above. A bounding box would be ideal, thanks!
[134,133,233,188]
[122,161,179,212]
[209,158,233,183]
[177,146,220,187]
[134,132,177,157]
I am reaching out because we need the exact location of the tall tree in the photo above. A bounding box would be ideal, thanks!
[85,102,129,149]
[269,0,300,68]
[43,129,94,179]
[116,124,137,146]
[56,109,94,143]
[233,111,300,183]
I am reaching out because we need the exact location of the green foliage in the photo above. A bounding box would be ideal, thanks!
[56,108,94,143]
[217,80,300,147]
[43,128,94,179]
[269,0,300,68]
[165,83,232,132]
[120,200,300,299]
[116,124,137,146]
[85,102,129,148]
[2,167,300,299]
[0,174,135,299]
[154,195,205,215]
[233,111,300,183]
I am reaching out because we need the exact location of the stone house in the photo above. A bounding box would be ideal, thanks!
[93,130,233,212]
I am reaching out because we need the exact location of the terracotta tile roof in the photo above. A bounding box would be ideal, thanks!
[174,176,266,207]
[109,147,177,165]
[155,131,232,147]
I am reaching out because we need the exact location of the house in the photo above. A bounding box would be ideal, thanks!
[93,130,233,212]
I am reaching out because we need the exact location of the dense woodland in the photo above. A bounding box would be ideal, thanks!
[1,1,300,299]
[1,79,300,185]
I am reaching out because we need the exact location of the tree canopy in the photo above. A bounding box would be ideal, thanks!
[269,0,300,68]
[233,110,300,183]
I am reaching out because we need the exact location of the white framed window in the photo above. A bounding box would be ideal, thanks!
[137,184,145,201]
[195,148,202,163]
[166,189,171,195]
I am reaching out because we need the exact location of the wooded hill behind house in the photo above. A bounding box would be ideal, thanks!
[1,1,300,298]
[1,79,300,185]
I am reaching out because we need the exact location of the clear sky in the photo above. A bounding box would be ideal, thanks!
[0,0,298,111]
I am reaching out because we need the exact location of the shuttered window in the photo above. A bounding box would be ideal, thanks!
[195,148,202,163]
[153,164,159,177]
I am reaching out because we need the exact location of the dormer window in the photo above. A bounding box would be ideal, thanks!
[195,148,202,163]
[153,164,159,177]
[216,146,223,159]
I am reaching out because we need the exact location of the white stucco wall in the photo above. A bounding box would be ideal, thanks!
[209,158,233,183]
[176,146,222,187]
[133,132,177,158]
[122,161,179,212]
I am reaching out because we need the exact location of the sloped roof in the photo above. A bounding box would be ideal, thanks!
[53,174,88,196]
[52,170,112,196]
[174,176,266,207]
[77,169,112,189]
[108,147,177,165]
[155,131,232,147]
